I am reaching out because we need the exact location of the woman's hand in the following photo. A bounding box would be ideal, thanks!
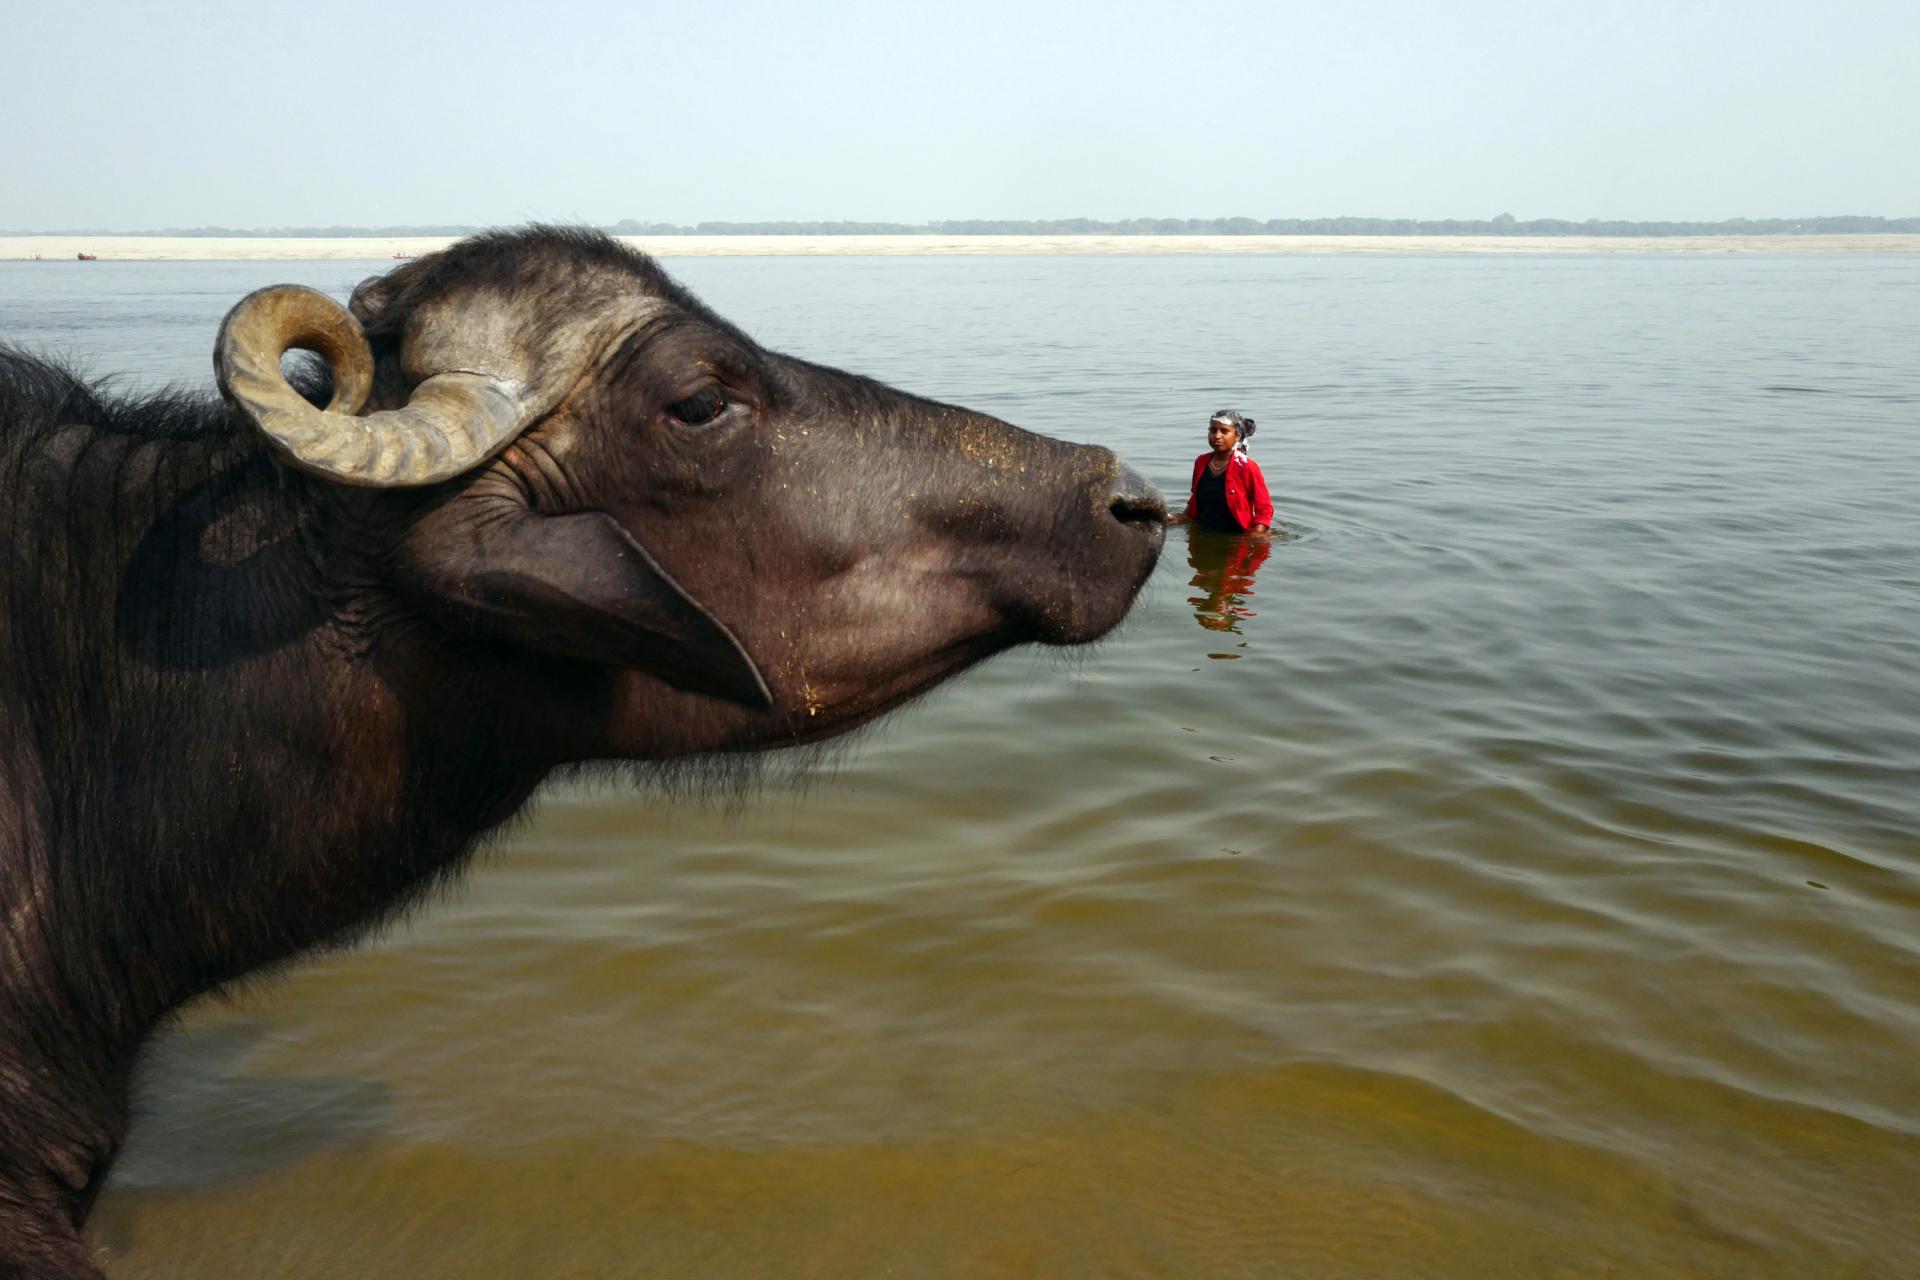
[1166,512,1191,526]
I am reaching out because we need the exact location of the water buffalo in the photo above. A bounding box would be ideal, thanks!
[0,228,1164,1276]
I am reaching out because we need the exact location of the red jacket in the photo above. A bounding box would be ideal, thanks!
[1183,452,1273,531]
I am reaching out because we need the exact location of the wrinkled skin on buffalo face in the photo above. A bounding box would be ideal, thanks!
[393,255,1164,757]
[0,228,1162,1275]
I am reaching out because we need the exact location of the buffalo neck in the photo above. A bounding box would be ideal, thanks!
[5,414,555,1000]
[0,372,559,1244]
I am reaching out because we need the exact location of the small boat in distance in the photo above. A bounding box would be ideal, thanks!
[76,253,97,261]
[391,252,415,260]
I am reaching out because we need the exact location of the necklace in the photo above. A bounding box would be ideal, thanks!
[1207,455,1231,475]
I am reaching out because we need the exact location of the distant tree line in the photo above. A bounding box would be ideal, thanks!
[16,215,1920,238]
[606,214,1920,237]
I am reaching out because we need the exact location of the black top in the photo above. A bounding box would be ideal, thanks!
[1195,463,1236,530]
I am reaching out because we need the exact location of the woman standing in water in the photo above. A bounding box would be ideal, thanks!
[1167,409,1273,535]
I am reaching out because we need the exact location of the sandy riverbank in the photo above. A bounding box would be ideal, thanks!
[6,234,1920,261]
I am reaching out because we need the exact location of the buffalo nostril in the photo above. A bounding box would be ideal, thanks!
[1109,493,1167,525]
[1107,462,1167,527]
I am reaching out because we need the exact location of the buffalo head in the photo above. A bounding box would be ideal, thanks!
[215,229,1165,762]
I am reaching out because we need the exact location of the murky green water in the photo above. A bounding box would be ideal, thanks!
[5,251,1919,1276]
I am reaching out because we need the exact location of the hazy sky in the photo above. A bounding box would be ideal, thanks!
[7,0,1917,229]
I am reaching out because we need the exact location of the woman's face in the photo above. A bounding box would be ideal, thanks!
[1207,421,1239,455]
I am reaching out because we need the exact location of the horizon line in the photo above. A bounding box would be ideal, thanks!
[9,214,1920,239]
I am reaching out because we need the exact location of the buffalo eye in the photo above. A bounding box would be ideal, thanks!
[664,387,730,428]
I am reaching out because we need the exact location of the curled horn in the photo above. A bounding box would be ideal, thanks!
[215,285,533,488]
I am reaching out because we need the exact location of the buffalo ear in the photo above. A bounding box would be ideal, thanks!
[400,508,773,710]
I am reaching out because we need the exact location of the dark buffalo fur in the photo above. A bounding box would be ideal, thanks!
[0,228,1162,1276]
[0,352,533,1273]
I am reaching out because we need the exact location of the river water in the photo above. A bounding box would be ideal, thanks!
[4,250,1919,1277]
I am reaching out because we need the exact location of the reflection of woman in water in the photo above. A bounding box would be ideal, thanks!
[1166,409,1273,536]
[1187,522,1273,632]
